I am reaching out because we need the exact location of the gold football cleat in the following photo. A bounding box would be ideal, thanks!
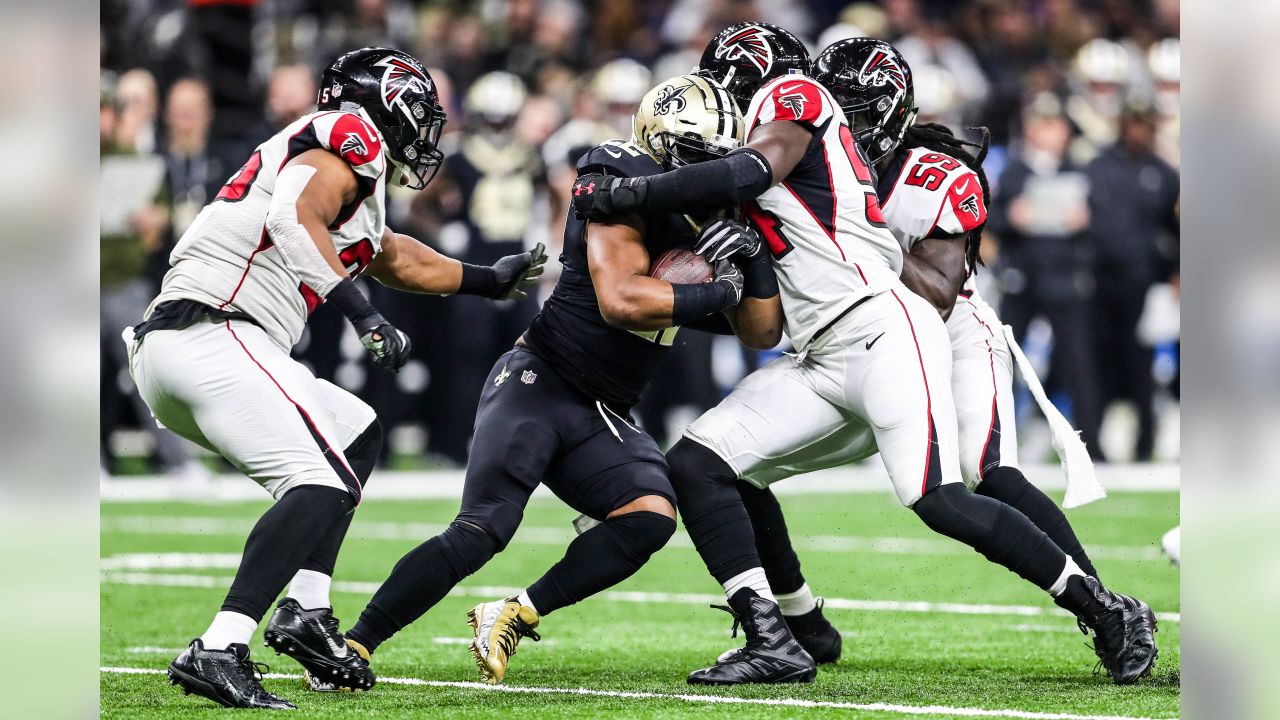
[467,598,541,684]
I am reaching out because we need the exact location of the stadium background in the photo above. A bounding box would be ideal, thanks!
[99,0,1180,482]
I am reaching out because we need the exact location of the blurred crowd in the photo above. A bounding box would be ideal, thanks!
[100,0,1179,477]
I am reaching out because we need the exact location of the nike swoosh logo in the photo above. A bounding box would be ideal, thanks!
[953,177,972,195]
[602,146,623,158]
[866,332,885,350]
[778,84,804,95]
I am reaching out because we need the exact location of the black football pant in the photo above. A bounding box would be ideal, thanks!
[348,347,675,652]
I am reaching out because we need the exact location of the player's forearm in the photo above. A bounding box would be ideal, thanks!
[265,165,351,295]
[597,276,680,331]
[727,295,784,349]
[370,239,464,295]
[900,253,960,320]
[584,149,773,216]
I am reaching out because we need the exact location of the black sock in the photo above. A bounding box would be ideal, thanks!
[526,511,675,616]
[347,520,496,653]
[738,484,806,595]
[976,466,1099,579]
[300,420,382,577]
[912,483,1066,591]
[221,485,355,621]
[666,439,761,585]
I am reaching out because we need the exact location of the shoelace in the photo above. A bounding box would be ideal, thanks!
[236,656,272,683]
[496,616,541,659]
[710,603,742,639]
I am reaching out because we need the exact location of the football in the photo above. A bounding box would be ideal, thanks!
[648,248,713,284]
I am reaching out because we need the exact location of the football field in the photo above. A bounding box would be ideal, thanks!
[101,480,1179,719]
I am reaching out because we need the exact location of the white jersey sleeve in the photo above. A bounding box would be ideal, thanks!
[879,147,988,251]
[152,110,389,351]
[740,75,905,351]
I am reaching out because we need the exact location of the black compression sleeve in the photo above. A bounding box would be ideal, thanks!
[671,282,734,326]
[640,149,773,213]
[740,254,779,299]
[325,279,383,325]
[457,262,499,297]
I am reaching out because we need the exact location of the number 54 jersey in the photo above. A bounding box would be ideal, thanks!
[151,110,388,352]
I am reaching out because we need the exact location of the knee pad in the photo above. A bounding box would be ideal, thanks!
[437,520,499,578]
[667,438,737,491]
[912,483,1000,546]
[607,511,677,562]
[343,418,383,488]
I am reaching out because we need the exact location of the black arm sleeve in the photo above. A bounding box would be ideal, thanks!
[639,149,773,213]
[670,282,734,326]
[684,312,734,335]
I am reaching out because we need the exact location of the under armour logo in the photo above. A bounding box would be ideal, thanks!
[574,181,595,196]
[521,370,537,384]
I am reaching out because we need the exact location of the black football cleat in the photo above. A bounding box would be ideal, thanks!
[784,599,842,664]
[167,639,295,710]
[1057,576,1158,684]
[264,598,375,691]
[688,588,817,685]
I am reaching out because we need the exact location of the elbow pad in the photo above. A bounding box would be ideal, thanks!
[642,148,774,213]
[265,164,344,297]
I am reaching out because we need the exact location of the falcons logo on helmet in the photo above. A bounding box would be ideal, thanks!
[715,25,775,74]
[958,194,981,219]
[857,50,907,91]
[374,56,430,110]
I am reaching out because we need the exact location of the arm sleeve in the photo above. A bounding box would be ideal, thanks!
[264,164,347,297]
[635,148,774,213]
[683,312,735,335]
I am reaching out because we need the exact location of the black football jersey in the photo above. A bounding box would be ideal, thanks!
[523,140,700,407]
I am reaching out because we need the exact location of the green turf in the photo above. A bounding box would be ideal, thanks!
[101,490,1180,719]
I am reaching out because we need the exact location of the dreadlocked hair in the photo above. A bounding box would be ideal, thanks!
[899,122,991,277]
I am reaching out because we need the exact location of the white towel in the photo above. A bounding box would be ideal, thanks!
[1001,325,1105,508]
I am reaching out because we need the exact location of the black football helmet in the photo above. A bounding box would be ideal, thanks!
[812,38,917,163]
[318,47,447,189]
[699,22,810,112]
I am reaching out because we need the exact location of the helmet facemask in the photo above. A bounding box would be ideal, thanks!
[383,97,446,190]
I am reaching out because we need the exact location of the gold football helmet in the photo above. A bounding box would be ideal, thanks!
[633,74,744,170]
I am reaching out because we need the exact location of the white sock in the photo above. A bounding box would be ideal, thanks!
[200,611,258,650]
[286,569,332,610]
[722,567,776,603]
[516,590,539,615]
[1048,555,1085,597]
[776,583,817,616]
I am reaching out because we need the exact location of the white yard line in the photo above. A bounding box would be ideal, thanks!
[99,555,1180,624]
[100,515,1168,562]
[99,666,1174,720]
[101,464,1179,502]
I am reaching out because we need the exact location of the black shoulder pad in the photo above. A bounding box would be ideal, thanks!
[577,140,662,179]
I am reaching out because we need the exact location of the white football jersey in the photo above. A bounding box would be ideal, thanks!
[152,110,388,351]
[741,74,905,351]
[878,146,988,294]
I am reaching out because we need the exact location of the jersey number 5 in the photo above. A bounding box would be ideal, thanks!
[903,152,963,191]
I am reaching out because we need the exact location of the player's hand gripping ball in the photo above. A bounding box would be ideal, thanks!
[648,248,714,284]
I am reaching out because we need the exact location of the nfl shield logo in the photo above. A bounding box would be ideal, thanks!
[520,370,538,385]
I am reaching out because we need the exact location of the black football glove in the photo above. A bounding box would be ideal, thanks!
[492,242,547,300]
[711,258,745,307]
[570,173,649,220]
[356,320,412,372]
[695,218,764,263]
[326,279,412,372]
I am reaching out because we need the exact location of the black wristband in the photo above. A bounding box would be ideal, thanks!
[740,254,779,299]
[457,262,499,297]
[325,279,382,328]
[671,281,733,326]
[641,148,773,213]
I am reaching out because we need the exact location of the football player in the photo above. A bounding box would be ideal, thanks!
[125,47,544,709]
[328,74,783,686]
[728,38,1158,685]
[571,23,1155,686]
